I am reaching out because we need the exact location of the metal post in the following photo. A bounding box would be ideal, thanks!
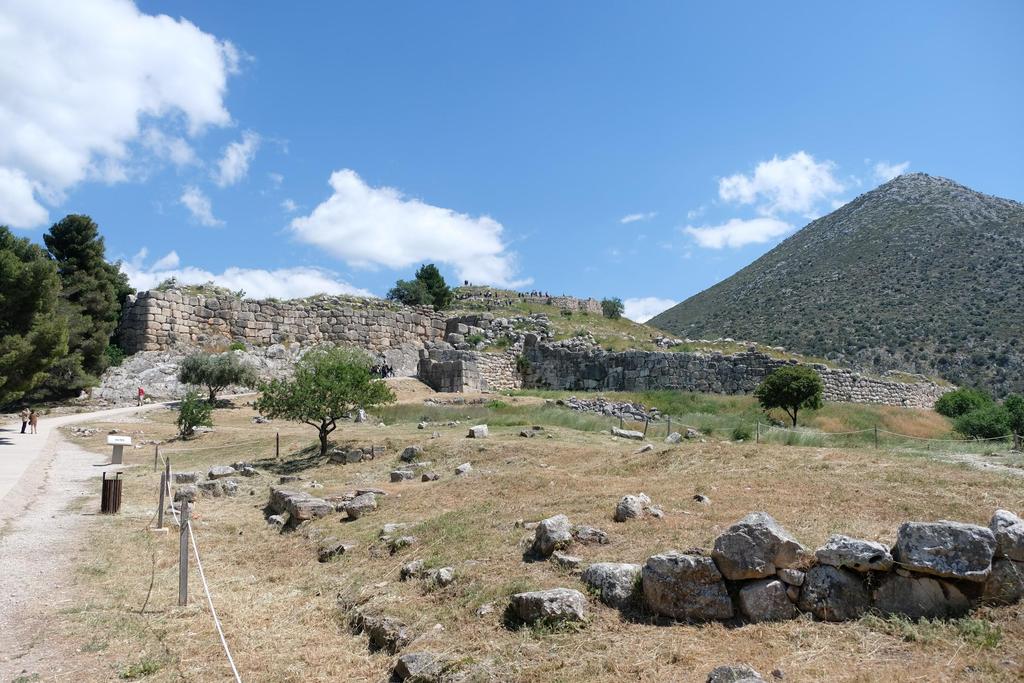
[667,417,671,436]
[643,419,649,437]
[157,471,166,529]
[153,445,159,471]
[178,502,191,606]
[276,431,280,459]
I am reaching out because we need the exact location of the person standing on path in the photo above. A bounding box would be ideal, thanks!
[137,386,145,406]
[19,408,30,434]
[28,410,38,434]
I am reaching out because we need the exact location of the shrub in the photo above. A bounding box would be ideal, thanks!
[601,297,624,319]
[754,366,823,427]
[515,354,530,375]
[228,341,246,352]
[176,390,213,437]
[934,387,992,418]
[560,309,573,317]
[732,424,752,441]
[104,344,125,367]
[466,333,485,346]
[953,404,1010,440]
[178,352,258,402]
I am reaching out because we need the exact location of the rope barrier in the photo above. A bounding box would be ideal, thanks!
[159,436,269,454]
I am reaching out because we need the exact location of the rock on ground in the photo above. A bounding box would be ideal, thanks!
[173,485,197,503]
[344,492,378,520]
[532,514,573,558]
[990,509,1024,561]
[611,427,645,440]
[893,521,996,582]
[614,493,651,522]
[581,562,641,609]
[706,665,765,683]
[872,573,971,620]
[711,512,806,580]
[454,462,472,476]
[572,525,609,545]
[361,614,413,654]
[394,652,445,681]
[401,445,424,462]
[797,565,869,622]
[509,588,588,624]
[815,534,894,572]
[551,551,582,571]
[737,578,798,623]
[642,552,733,622]
[467,425,489,438]
[982,559,1024,606]
[207,465,236,479]
[318,538,355,563]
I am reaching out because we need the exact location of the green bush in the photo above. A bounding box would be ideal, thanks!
[466,333,485,346]
[515,354,530,375]
[228,341,246,352]
[953,404,1010,440]
[935,387,992,418]
[104,344,126,367]
[754,366,823,427]
[601,297,624,319]
[176,390,213,437]
[732,424,752,441]
[178,352,257,402]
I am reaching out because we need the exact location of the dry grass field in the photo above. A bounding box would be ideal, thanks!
[52,386,1024,682]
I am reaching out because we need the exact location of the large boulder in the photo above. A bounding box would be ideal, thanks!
[580,562,641,609]
[611,427,645,440]
[815,535,894,572]
[989,509,1024,561]
[797,565,869,622]
[509,588,588,624]
[893,521,996,582]
[394,652,445,682]
[400,445,424,463]
[872,573,971,620]
[361,615,412,654]
[737,578,799,623]
[614,493,659,522]
[467,425,489,438]
[343,492,378,520]
[642,552,733,622]
[711,512,806,580]
[207,465,236,480]
[532,514,573,558]
[173,484,197,503]
[982,559,1024,606]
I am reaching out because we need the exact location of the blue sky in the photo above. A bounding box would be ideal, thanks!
[3,1,1022,321]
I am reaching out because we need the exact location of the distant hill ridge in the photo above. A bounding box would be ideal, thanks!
[650,173,1024,396]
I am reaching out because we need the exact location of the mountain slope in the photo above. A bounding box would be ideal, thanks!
[650,173,1024,396]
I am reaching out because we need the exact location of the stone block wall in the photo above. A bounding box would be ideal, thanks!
[117,289,447,369]
[418,348,523,393]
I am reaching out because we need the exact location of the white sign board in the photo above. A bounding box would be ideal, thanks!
[107,435,132,446]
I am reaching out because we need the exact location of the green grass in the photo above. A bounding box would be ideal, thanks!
[860,614,1003,649]
[119,657,163,679]
[376,402,618,433]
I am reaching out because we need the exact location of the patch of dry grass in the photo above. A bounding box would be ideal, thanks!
[55,397,1024,682]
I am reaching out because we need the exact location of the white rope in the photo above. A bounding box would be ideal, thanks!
[159,436,268,454]
[188,520,243,683]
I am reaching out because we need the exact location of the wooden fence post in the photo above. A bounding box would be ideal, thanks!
[157,471,166,529]
[756,421,760,444]
[619,416,623,430]
[153,444,159,471]
[643,419,649,437]
[874,426,879,449]
[276,431,280,459]
[667,417,672,437]
[178,502,191,606]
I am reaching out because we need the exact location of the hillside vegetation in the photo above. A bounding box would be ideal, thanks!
[650,173,1024,396]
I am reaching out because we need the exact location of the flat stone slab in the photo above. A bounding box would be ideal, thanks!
[816,534,894,572]
[893,521,996,582]
[611,427,645,440]
[509,588,588,624]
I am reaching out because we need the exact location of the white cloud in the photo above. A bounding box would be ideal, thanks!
[718,151,844,217]
[121,250,373,300]
[684,217,794,249]
[214,130,260,187]
[141,128,197,166]
[281,198,298,213]
[623,297,677,323]
[268,172,284,188]
[290,169,526,287]
[180,186,223,227]
[873,160,910,182]
[620,211,656,224]
[0,0,239,228]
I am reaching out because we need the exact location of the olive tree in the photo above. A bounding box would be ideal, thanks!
[754,365,823,427]
[178,352,258,402]
[254,347,395,456]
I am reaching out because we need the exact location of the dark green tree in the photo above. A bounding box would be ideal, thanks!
[934,387,992,418]
[0,228,68,406]
[601,297,624,319]
[177,389,214,437]
[40,215,131,395]
[255,347,396,456]
[178,352,258,402]
[1003,394,1024,449]
[414,264,453,310]
[754,365,824,427]
[386,278,433,306]
[953,404,1010,440]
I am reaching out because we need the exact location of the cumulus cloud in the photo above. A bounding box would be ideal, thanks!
[214,131,260,187]
[623,297,677,323]
[121,250,373,300]
[873,160,910,182]
[290,169,526,286]
[718,151,844,217]
[180,186,223,227]
[620,211,656,224]
[141,128,197,166]
[0,0,238,228]
[684,217,794,249]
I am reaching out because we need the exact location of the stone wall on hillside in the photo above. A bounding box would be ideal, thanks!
[418,348,522,393]
[117,289,446,373]
[453,287,602,314]
[522,338,949,408]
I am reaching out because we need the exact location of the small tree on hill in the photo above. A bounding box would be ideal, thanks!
[953,404,1010,440]
[255,347,396,457]
[178,352,258,402]
[934,387,992,418]
[754,366,823,427]
[1002,394,1024,450]
[177,390,213,438]
[386,278,433,307]
[387,264,452,310]
[601,297,624,319]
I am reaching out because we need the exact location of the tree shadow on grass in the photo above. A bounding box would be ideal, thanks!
[251,441,327,475]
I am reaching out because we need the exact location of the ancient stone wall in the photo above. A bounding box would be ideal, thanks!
[453,287,602,314]
[117,289,446,373]
[417,348,522,393]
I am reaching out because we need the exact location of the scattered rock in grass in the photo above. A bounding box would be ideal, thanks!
[361,614,413,654]
[328,449,365,464]
[467,425,489,438]
[400,559,425,581]
[173,471,199,484]
[401,445,423,462]
[390,470,415,482]
[711,512,806,580]
[417,421,427,430]
[455,462,472,476]
[355,408,366,423]
[207,465,236,480]
[305,480,323,489]
[509,588,588,625]
[421,472,440,482]
[551,551,582,571]
[581,562,641,609]
[279,475,301,484]
[776,568,805,586]
[425,566,456,587]
[706,664,765,683]
[222,479,239,496]
[614,493,662,522]
[990,509,1024,561]
[343,492,378,520]
[173,485,197,503]
[797,565,869,621]
[476,603,495,617]
[642,552,733,622]
[815,534,894,572]
[572,525,610,545]
[197,480,224,497]
[611,427,645,440]
[357,488,386,496]
[737,579,799,622]
[318,538,355,562]
[982,558,1024,605]
[393,652,444,682]
[532,514,574,558]
[693,494,712,505]
[236,465,258,477]
[389,536,417,553]
[267,514,287,527]
[893,520,996,582]
[665,431,682,444]
[431,431,440,439]
[872,573,971,620]
[685,428,701,439]
[636,443,654,453]
[269,487,334,523]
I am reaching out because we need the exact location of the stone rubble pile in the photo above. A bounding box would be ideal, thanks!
[558,395,660,422]
[442,312,552,351]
